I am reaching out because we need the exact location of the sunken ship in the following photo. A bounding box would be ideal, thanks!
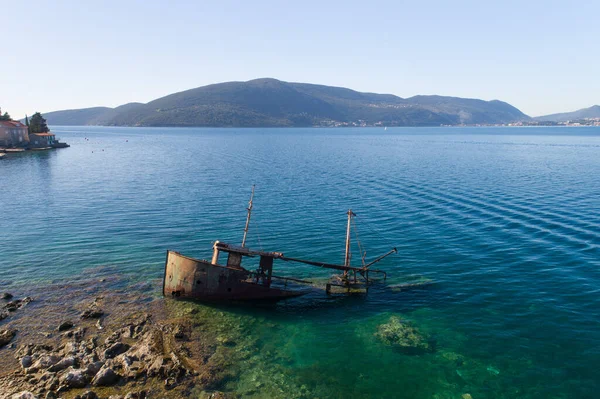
[163,187,396,301]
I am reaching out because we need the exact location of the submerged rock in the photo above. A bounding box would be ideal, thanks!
[173,324,185,340]
[1,292,13,300]
[63,327,86,341]
[0,328,17,347]
[374,316,432,354]
[81,309,104,319]
[216,335,236,347]
[5,297,34,312]
[58,321,74,331]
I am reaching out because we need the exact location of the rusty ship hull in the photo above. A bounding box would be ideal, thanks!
[163,250,305,301]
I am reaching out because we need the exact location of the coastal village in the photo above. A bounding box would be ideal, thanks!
[0,108,68,159]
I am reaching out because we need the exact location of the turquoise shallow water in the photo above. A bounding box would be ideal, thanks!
[1,126,599,398]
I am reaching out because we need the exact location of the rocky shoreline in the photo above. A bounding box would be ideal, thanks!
[2,277,485,399]
[0,282,235,399]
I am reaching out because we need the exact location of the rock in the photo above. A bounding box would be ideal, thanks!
[85,361,104,377]
[58,321,74,331]
[1,292,13,300]
[20,355,33,369]
[198,351,235,389]
[48,356,77,372]
[216,335,235,347]
[61,341,78,356]
[119,325,135,339]
[118,354,144,377]
[11,392,37,399]
[56,385,69,394]
[3,297,33,315]
[60,368,89,388]
[30,355,61,371]
[206,393,234,399]
[147,355,166,377]
[80,309,104,319]
[38,372,53,383]
[124,392,146,399]
[15,343,53,358]
[45,392,57,399]
[80,391,99,399]
[104,331,121,346]
[462,394,473,399]
[72,327,87,341]
[103,342,130,359]
[108,396,124,399]
[91,365,120,386]
[45,376,59,392]
[173,324,185,339]
[0,329,17,347]
[374,315,432,354]
[164,376,177,389]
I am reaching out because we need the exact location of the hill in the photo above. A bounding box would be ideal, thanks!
[535,105,600,122]
[42,78,530,127]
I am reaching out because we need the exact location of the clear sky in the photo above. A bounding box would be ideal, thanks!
[2,0,598,118]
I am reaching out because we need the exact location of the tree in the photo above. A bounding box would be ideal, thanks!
[25,115,29,127]
[0,108,11,121]
[29,112,49,133]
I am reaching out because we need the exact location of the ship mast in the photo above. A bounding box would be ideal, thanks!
[344,209,356,277]
[241,185,255,248]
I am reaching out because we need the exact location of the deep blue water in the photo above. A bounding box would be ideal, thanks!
[1,126,599,398]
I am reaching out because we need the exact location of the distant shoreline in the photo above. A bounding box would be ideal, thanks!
[47,124,600,129]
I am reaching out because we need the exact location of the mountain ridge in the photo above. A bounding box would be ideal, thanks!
[535,105,600,122]
[40,78,530,127]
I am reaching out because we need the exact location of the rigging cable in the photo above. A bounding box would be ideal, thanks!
[361,213,397,252]
[352,217,367,267]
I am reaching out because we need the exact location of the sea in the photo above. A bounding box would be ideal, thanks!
[1,126,599,398]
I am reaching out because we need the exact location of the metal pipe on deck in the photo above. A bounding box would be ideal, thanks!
[211,241,221,264]
[364,247,398,269]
